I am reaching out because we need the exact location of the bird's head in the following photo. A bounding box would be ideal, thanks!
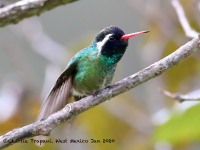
[94,26,149,62]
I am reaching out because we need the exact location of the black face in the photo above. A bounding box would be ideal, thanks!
[95,26,128,61]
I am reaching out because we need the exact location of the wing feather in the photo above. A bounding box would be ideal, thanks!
[37,62,77,121]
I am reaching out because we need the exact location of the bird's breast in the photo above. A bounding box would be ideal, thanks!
[72,54,116,97]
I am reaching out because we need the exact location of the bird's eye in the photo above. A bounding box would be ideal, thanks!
[109,36,116,41]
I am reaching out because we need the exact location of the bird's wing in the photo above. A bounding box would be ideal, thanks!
[37,61,77,121]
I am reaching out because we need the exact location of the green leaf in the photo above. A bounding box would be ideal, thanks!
[154,104,200,144]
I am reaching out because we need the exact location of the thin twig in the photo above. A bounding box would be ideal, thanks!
[171,0,199,38]
[0,34,199,149]
[160,89,200,102]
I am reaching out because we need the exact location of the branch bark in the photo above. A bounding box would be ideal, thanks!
[0,0,78,27]
[0,34,199,148]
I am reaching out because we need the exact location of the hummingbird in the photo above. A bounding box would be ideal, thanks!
[37,26,149,121]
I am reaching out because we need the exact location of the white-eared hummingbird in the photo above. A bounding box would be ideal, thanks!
[37,26,149,120]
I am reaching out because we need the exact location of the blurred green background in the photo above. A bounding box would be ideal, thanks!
[0,0,200,150]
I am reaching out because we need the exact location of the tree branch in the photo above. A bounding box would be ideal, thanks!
[0,35,200,149]
[0,0,78,27]
[171,0,199,38]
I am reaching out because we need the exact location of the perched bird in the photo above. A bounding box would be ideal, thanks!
[37,26,149,121]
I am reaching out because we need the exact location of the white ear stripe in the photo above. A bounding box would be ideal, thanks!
[96,34,112,54]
